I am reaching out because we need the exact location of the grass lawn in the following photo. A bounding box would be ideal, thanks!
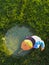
[0,0,49,65]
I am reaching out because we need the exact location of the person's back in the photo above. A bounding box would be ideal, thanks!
[31,35,41,42]
[31,35,45,51]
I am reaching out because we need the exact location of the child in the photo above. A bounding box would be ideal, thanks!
[21,35,45,51]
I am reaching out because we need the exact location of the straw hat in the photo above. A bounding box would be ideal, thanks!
[21,39,33,51]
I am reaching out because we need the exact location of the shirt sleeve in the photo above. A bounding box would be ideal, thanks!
[40,40,45,48]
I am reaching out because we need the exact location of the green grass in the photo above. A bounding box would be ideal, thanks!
[0,0,49,65]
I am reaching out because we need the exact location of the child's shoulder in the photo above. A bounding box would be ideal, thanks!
[31,35,40,39]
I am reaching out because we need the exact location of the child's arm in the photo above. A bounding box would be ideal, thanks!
[40,40,45,51]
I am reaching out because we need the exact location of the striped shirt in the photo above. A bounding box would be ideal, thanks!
[26,35,45,49]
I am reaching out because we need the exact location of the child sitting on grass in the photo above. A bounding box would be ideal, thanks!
[21,35,45,51]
